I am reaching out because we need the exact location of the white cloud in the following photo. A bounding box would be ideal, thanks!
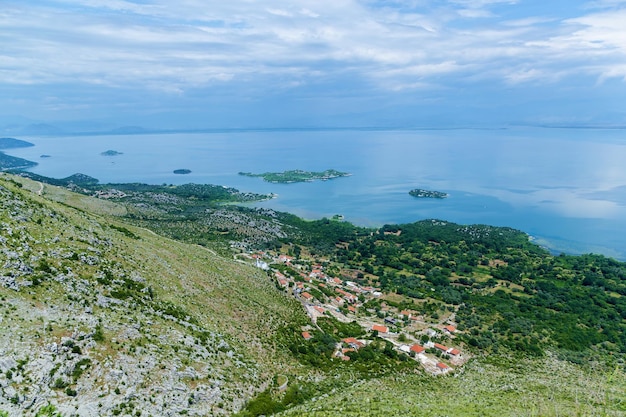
[1,0,626,100]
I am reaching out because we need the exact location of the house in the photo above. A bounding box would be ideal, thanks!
[336,289,357,303]
[347,306,357,314]
[410,344,426,354]
[371,324,389,334]
[443,325,456,334]
[278,255,293,263]
[342,337,365,349]
[399,345,411,354]
[434,343,449,352]
[400,310,412,319]
[278,278,288,288]
[449,348,461,356]
[436,362,450,371]
[301,292,313,301]
[314,306,325,314]
[302,331,312,340]
[310,269,323,278]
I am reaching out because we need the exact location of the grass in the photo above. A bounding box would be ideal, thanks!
[0,175,309,414]
[277,355,626,416]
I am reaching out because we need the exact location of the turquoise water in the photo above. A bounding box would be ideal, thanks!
[7,127,626,259]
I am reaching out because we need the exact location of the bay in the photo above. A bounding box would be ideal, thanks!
[7,127,626,260]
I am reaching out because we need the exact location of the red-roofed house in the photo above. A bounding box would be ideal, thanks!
[449,348,461,356]
[301,292,313,301]
[443,325,456,334]
[278,255,293,263]
[434,343,449,352]
[371,324,389,334]
[436,362,450,371]
[410,344,426,354]
[342,338,365,349]
[347,306,357,313]
[302,331,312,340]
[400,310,412,319]
[314,306,325,314]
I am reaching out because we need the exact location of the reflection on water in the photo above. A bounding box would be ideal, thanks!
[7,127,626,259]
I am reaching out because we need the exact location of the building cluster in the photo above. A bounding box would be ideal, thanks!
[245,249,467,375]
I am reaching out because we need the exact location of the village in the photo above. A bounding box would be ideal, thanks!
[239,249,469,375]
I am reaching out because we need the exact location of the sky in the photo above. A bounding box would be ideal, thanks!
[2,0,626,130]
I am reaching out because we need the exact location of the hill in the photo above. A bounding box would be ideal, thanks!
[1,173,625,416]
[0,174,306,416]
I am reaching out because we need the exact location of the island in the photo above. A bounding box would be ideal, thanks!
[40,154,52,158]
[101,150,123,156]
[409,188,448,199]
[173,169,192,175]
[239,169,351,183]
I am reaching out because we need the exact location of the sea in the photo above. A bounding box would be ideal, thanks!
[6,127,626,260]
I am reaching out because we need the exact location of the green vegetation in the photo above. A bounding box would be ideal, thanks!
[173,168,192,174]
[0,152,37,170]
[2,172,625,416]
[101,150,123,156]
[239,169,351,183]
[409,188,448,199]
[35,405,63,417]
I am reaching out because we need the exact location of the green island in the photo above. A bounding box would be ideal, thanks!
[1,171,625,417]
[101,149,123,156]
[409,188,448,199]
[173,168,192,174]
[239,169,351,183]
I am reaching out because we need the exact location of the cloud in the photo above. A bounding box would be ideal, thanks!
[1,0,626,124]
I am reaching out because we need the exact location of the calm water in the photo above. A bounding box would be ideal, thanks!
[7,127,626,260]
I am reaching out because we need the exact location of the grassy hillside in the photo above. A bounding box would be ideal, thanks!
[0,174,307,416]
[276,355,626,416]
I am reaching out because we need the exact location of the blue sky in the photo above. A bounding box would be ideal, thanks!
[2,0,626,130]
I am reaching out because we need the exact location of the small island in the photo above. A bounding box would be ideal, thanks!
[40,154,51,158]
[173,169,192,175]
[101,150,123,156]
[409,188,448,199]
[239,169,351,183]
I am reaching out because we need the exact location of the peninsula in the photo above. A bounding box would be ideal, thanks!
[0,137,34,149]
[239,169,351,183]
[409,188,448,199]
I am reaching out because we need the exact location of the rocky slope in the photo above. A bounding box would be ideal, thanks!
[0,174,305,416]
